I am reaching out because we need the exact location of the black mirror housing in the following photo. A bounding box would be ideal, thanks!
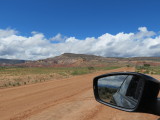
[93,72,160,115]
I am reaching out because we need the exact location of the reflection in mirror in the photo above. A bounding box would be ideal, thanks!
[97,75,142,109]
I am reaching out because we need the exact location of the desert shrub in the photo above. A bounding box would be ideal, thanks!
[126,65,130,67]
[144,64,150,67]
[8,82,12,86]
[143,70,149,74]
[4,84,8,87]
[88,66,95,70]
[16,82,21,86]
[71,70,88,75]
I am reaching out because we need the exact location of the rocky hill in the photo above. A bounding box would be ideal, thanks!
[1,53,160,67]
[20,53,121,67]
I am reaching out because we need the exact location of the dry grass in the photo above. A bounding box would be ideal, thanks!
[136,66,160,74]
[0,66,119,88]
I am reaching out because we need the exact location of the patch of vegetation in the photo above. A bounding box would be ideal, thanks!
[71,70,88,75]
[88,66,95,70]
[136,64,160,75]
[0,66,120,88]
[98,86,117,102]
[126,64,130,67]
[94,66,120,71]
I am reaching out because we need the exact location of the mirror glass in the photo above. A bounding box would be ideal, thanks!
[97,75,143,109]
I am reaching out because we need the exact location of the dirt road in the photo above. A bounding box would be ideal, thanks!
[0,67,159,120]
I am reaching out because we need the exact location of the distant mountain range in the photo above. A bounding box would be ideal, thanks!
[0,53,160,67]
[0,58,26,65]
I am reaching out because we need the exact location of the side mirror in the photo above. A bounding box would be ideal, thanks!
[93,72,160,115]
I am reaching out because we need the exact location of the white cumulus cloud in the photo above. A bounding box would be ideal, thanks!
[0,27,160,60]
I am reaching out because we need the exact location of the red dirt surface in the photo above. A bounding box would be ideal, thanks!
[0,67,159,120]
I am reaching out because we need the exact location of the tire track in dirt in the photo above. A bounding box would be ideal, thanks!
[1,77,92,120]
[10,87,92,120]
[0,77,81,103]
[27,88,102,120]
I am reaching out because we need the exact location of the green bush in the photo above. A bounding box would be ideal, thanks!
[88,66,95,70]
[71,70,88,75]
[144,64,150,67]
[126,65,130,67]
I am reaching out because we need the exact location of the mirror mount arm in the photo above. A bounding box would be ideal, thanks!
[147,98,160,116]
[136,98,160,116]
[139,80,160,115]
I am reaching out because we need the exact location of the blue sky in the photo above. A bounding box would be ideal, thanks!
[0,0,160,59]
[0,0,160,39]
